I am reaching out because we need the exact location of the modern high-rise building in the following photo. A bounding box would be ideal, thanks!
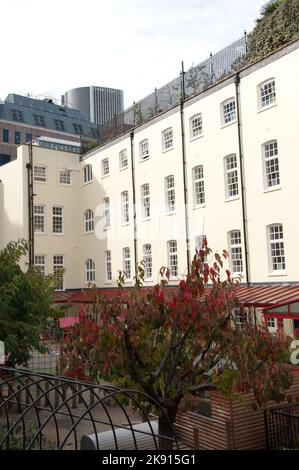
[62,86,124,126]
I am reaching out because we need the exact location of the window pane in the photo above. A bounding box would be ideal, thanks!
[53,207,63,234]
[223,100,236,124]
[225,155,238,198]
[260,80,276,108]
[193,166,205,205]
[168,240,178,277]
[143,244,152,279]
[53,255,64,290]
[140,140,149,160]
[229,230,243,273]
[34,165,47,182]
[190,114,203,138]
[264,141,279,188]
[34,205,45,233]
[269,224,285,271]
[60,169,71,185]
[163,128,173,150]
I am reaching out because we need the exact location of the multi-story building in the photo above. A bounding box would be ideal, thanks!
[1,39,299,335]
[0,93,97,164]
[62,86,124,126]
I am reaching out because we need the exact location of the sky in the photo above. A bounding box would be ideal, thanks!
[1,0,266,109]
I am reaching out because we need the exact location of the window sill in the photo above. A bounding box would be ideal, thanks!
[258,102,277,114]
[263,185,281,194]
[84,231,95,235]
[193,204,206,210]
[220,120,236,129]
[103,226,111,231]
[34,181,48,184]
[189,134,203,142]
[144,278,153,283]
[231,272,244,279]
[83,180,93,186]
[225,195,240,203]
[141,217,151,222]
[101,174,110,179]
[34,232,47,235]
[139,156,150,163]
[162,147,174,154]
[268,271,287,277]
[52,233,65,236]
[165,211,176,216]
[104,281,113,285]
[121,222,130,227]
[59,183,73,187]
[119,166,129,172]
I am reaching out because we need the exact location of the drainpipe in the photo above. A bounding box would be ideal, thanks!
[130,130,138,278]
[26,140,34,267]
[234,73,250,285]
[179,98,191,274]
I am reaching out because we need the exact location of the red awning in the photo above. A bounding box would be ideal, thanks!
[53,284,299,317]
[235,284,299,308]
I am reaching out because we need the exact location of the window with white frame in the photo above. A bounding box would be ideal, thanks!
[139,139,149,160]
[162,128,173,151]
[119,149,128,169]
[123,247,131,279]
[105,250,112,281]
[193,166,205,206]
[102,158,110,177]
[85,259,95,283]
[52,206,64,234]
[268,224,286,272]
[222,98,236,125]
[143,244,152,280]
[83,164,92,183]
[53,255,64,290]
[84,209,94,233]
[34,165,47,183]
[167,240,178,277]
[190,114,203,139]
[34,255,46,276]
[224,154,239,199]
[59,169,71,185]
[195,235,207,251]
[263,140,280,189]
[121,191,129,224]
[103,198,110,229]
[141,184,150,219]
[34,204,45,233]
[232,308,244,326]
[228,230,243,274]
[267,317,277,329]
[259,79,276,108]
[165,175,175,213]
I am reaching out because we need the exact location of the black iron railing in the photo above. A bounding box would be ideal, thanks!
[0,367,184,450]
[265,404,299,450]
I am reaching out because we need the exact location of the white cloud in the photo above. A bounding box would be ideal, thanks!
[1,0,265,108]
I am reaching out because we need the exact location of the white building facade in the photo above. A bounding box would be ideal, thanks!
[1,40,299,312]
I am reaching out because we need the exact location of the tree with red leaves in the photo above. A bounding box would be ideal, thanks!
[62,243,292,449]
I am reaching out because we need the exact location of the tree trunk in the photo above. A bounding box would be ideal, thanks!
[158,402,179,450]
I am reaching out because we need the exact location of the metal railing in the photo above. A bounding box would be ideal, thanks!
[0,367,182,450]
[86,34,247,146]
[265,404,299,450]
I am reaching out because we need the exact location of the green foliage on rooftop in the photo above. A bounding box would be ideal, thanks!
[247,0,299,64]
